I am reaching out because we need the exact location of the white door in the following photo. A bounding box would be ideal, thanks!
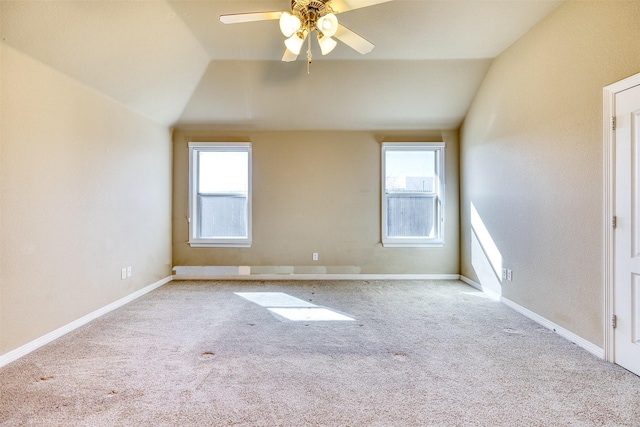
[614,83,640,375]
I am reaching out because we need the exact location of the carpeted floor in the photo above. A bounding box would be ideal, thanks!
[1,280,639,426]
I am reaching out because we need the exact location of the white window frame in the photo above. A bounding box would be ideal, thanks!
[381,142,445,248]
[188,142,252,248]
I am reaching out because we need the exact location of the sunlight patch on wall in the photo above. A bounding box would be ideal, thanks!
[470,202,503,299]
[235,292,355,321]
[470,203,503,277]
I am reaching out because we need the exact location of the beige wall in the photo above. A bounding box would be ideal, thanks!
[0,14,3,351]
[460,1,640,346]
[173,129,459,275]
[0,44,173,354]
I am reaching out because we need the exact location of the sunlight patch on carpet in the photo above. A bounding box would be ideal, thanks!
[235,292,355,322]
[235,292,315,307]
[268,307,355,321]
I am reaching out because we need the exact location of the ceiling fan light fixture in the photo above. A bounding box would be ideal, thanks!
[285,32,306,55]
[279,12,301,37]
[318,34,337,55]
[220,0,388,65]
[317,13,338,38]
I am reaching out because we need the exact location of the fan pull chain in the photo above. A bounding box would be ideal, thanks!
[307,34,312,74]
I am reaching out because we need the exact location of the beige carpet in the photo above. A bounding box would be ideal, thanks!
[1,280,638,426]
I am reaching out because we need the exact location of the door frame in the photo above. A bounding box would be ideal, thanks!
[603,72,640,363]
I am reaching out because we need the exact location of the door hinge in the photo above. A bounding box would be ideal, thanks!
[612,216,617,229]
[612,116,616,131]
[612,314,617,329]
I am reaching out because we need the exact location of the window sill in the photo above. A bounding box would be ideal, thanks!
[382,242,444,248]
[189,241,252,248]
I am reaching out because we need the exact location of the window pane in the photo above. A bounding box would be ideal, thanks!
[192,147,250,242]
[385,150,435,193]
[198,194,247,238]
[198,151,248,194]
[381,143,444,247]
[386,194,436,238]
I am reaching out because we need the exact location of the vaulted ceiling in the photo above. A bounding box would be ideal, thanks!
[1,0,561,130]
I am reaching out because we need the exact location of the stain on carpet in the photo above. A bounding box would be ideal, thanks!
[393,352,408,361]
[199,351,216,360]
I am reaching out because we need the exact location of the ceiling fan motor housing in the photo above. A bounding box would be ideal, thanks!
[292,0,333,32]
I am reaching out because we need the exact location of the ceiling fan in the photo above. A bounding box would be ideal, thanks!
[220,0,393,63]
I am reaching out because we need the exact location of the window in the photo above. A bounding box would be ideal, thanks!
[382,143,445,247]
[188,143,251,247]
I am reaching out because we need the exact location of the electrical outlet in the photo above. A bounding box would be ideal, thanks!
[507,269,513,281]
[312,252,319,261]
[502,268,507,280]
[127,266,132,278]
[121,268,127,280]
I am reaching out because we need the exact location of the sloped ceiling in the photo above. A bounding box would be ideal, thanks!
[0,0,561,130]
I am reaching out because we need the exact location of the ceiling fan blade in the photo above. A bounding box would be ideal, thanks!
[334,24,374,54]
[282,49,299,62]
[220,11,283,24]
[329,0,393,14]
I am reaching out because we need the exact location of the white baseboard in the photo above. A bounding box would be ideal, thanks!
[0,276,173,369]
[500,296,605,359]
[172,273,461,281]
[460,275,604,359]
[172,266,460,281]
[459,275,501,300]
